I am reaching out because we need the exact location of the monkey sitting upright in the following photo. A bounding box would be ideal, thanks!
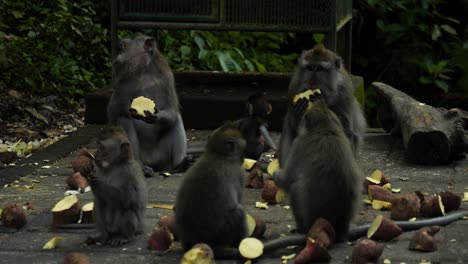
[175,121,247,257]
[239,92,277,160]
[108,33,187,177]
[274,99,362,238]
[81,127,147,246]
[278,44,366,166]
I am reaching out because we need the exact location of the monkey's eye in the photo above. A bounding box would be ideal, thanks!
[306,65,326,72]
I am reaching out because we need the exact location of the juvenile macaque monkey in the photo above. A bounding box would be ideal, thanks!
[239,92,277,160]
[278,44,366,166]
[175,121,248,258]
[107,33,187,176]
[274,99,362,237]
[80,127,147,246]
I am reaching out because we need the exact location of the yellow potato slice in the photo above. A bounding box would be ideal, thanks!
[292,89,322,111]
[130,96,156,116]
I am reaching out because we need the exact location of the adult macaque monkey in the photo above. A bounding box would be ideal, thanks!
[80,127,147,246]
[239,92,277,160]
[278,44,366,166]
[108,33,187,177]
[274,99,362,238]
[175,121,248,258]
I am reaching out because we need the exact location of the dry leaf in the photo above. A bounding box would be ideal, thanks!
[24,184,34,189]
[281,253,296,263]
[146,204,174,210]
[43,237,63,249]
[283,205,290,210]
[399,177,409,181]
[391,188,401,193]
[463,192,468,202]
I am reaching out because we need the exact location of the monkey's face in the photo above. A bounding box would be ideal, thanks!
[114,34,157,74]
[299,45,342,99]
[94,138,121,170]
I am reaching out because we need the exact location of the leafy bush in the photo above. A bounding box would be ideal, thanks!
[158,30,297,73]
[0,0,111,97]
[353,0,467,95]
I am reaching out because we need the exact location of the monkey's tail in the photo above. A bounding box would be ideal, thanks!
[263,233,306,252]
[212,234,307,259]
[212,246,241,259]
[345,210,468,241]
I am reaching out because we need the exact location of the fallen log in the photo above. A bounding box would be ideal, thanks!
[372,82,468,165]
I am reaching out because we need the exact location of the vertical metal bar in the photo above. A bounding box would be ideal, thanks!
[345,20,352,72]
[111,0,119,87]
[325,0,337,51]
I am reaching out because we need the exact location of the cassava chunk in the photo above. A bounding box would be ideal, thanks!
[239,237,264,260]
[408,226,441,252]
[147,226,174,252]
[420,195,445,217]
[71,156,93,174]
[130,96,156,116]
[51,195,80,226]
[292,89,322,111]
[295,237,331,264]
[76,148,94,160]
[66,172,88,192]
[245,165,264,189]
[157,215,177,240]
[367,215,402,241]
[266,159,279,176]
[1,203,27,229]
[262,180,285,204]
[439,190,462,212]
[390,193,420,220]
[368,185,394,202]
[181,243,215,264]
[363,169,390,193]
[245,214,266,239]
[64,252,90,264]
[80,202,94,224]
[351,239,384,264]
[372,200,392,211]
[307,218,336,248]
[242,158,258,171]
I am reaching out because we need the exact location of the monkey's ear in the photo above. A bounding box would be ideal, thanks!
[119,142,131,160]
[299,50,308,66]
[144,38,156,54]
[247,103,253,116]
[267,103,273,115]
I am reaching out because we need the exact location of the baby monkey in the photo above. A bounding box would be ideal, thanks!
[274,97,362,238]
[80,127,147,246]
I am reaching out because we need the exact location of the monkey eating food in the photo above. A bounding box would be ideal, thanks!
[108,33,187,176]
[274,99,362,238]
[80,127,147,246]
[278,44,366,166]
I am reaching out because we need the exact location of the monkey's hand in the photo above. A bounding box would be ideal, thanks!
[129,107,159,123]
[79,161,95,179]
[292,97,309,118]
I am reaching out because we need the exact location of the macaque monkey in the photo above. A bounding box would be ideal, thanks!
[274,99,362,237]
[278,44,366,166]
[175,121,247,258]
[80,127,147,246]
[239,92,277,160]
[107,33,187,176]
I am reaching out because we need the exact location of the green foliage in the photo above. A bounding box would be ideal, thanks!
[354,0,467,95]
[0,0,111,97]
[158,30,297,72]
